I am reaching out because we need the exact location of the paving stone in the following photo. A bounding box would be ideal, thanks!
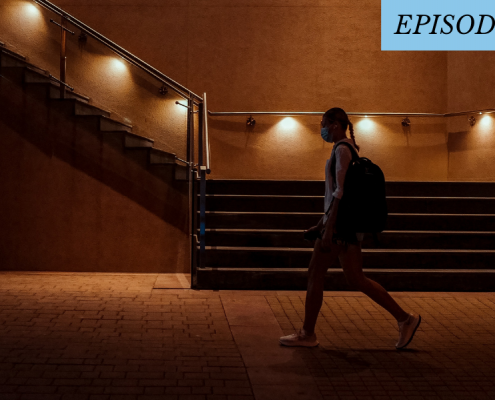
[0,273,494,400]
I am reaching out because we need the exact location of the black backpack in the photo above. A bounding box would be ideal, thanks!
[330,142,388,234]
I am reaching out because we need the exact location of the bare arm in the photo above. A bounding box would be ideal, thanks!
[319,145,352,251]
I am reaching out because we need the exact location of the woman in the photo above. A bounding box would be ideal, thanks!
[279,107,421,350]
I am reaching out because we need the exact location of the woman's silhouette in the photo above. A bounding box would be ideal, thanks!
[279,108,421,349]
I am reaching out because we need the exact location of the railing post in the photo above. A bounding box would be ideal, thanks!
[199,166,206,270]
[59,15,67,99]
[198,102,204,168]
[198,101,206,270]
[187,95,197,287]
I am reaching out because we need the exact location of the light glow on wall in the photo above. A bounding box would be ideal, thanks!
[356,117,374,132]
[24,3,41,18]
[279,117,296,130]
[479,114,493,130]
[111,58,127,72]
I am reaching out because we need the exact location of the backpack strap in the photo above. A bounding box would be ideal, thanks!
[330,141,359,191]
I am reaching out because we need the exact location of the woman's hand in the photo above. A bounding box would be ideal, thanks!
[305,226,319,234]
[303,226,321,244]
[319,228,333,253]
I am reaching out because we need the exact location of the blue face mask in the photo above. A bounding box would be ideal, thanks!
[320,127,333,143]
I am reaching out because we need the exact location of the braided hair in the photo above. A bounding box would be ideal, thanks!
[323,107,360,152]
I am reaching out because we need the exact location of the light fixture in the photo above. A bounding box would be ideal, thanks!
[468,116,476,127]
[175,100,190,109]
[78,32,87,45]
[159,85,168,95]
[401,117,411,127]
[246,116,256,126]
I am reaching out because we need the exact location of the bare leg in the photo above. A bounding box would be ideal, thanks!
[302,239,341,335]
[339,242,409,322]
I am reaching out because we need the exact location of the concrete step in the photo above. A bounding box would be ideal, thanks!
[0,48,42,73]
[149,148,177,165]
[175,164,189,181]
[199,194,495,214]
[49,98,110,117]
[123,132,154,149]
[203,212,495,231]
[205,179,495,197]
[0,46,26,63]
[0,62,90,103]
[203,229,495,250]
[195,267,495,291]
[203,247,495,270]
[99,116,132,133]
[47,84,90,103]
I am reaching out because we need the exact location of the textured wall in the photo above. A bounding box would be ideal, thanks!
[0,64,190,273]
[0,1,190,157]
[3,1,493,181]
[447,53,495,181]
[44,0,450,181]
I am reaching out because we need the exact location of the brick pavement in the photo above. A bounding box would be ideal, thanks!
[0,272,494,400]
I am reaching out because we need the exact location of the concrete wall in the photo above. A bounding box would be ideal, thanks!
[0,64,190,273]
[3,1,494,182]
[6,0,455,181]
[0,0,190,157]
[1,0,494,274]
[447,52,495,181]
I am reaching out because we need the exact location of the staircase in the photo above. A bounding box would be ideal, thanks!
[195,180,495,291]
[0,44,188,181]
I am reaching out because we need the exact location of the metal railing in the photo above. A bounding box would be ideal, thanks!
[34,0,203,103]
[31,0,212,284]
[208,109,495,117]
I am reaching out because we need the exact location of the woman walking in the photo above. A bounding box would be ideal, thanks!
[279,107,421,350]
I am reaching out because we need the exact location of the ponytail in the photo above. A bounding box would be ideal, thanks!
[347,120,360,152]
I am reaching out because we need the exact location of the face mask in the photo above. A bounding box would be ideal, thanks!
[320,127,333,143]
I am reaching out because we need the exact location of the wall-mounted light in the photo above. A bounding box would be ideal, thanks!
[246,116,256,126]
[401,117,411,127]
[159,85,168,95]
[468,116,476,127]
[78,32,87,45]
[175,100,189,109]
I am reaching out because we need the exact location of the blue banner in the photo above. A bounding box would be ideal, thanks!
[382,0,495,50]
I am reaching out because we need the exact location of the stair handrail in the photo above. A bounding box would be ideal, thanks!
[33,0,203,104]
[208,109,495,117]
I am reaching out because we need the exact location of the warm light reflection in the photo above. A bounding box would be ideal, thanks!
[279,117,296,130]
[479,114,493,130]
[111,58,127,72]
[356,117,374,131]
[24,3,41,18]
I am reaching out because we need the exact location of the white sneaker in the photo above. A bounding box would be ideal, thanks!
[279,329,319,347]
[396,313,421,349]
